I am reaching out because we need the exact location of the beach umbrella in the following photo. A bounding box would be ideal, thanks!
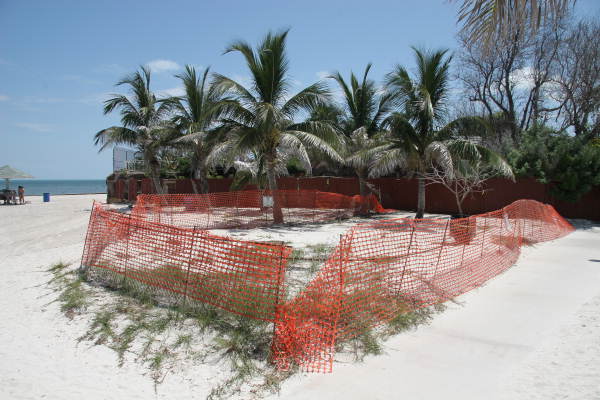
[0,165,34,190]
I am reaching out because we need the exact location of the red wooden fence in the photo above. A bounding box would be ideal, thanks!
[107,176,600,220]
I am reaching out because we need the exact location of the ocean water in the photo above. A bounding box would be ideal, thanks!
[4,179,106,196]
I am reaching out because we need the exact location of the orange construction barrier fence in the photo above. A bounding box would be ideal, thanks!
[80,193,574,373]
[131,189,388,229]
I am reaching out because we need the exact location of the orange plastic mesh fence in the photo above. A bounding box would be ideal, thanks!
[81,202,291,321]
[131,190,387,229]
[81,196,574,373]
[271,199,574,372]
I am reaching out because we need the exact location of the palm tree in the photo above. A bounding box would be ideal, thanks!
[170,65,226,194]
[454,0,574,46]
[94,66,175,194]
[328,64,396,197]
[210,29,341,223]
[369,48,512,218]
[377,114,513,215]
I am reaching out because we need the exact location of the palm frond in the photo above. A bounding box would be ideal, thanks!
[172,131,209,144]
[284,130,343,163]
[93,126,138,152]
[205,138,241,169]
[437,115,492,140]
[281,81,331,117]
[455,0,574,46]
[446,139,514,179]
[279,134,313,174]
[287,120,342,149]
[368,147,408,178]
[211,73,257,105]
[425,141,454,177]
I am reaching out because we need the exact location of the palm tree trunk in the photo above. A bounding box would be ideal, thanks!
[192,161,209,194]
[416,176,426,219]
[266,157,283,224]
[357,168,368,197]
[191,146,209,194]
[146,154,164,194]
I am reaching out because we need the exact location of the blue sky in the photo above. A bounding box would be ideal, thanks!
[0,0,598,179]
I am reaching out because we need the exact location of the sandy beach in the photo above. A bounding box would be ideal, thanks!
[0,194,598,400]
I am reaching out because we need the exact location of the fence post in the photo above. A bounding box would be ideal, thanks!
[339,234,344,305]
[480,214,488,259]
[272,241,287,343]
[433,220,449,278]
[182,227,198,309]
[79,201,97,274]
[460,218,468,269]
[235,190,240,223]
[119,213,133,288]
[399,221,416,288]
[333,233,346,372]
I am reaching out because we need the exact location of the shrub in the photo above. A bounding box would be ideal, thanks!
[508,126,600,201]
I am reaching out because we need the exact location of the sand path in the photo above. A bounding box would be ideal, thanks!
[0,195,598,399]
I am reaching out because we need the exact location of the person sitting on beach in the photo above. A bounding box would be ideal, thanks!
[18,186,25,204]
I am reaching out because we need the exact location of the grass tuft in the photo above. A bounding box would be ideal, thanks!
[46,262,91,318]
[48,253,447,399]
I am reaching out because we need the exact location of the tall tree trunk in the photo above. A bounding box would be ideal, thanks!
[192,158,209,194]
[146,154,164,194]
[191,146,209,194]
[416,176,426,219]
[266,156,283,224]
[357,168,368,197]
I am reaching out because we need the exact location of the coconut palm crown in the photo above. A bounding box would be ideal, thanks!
[170,65,227,193]
[94,66,176,194]
[369,48,513,218]
[328,64,396,197]
[209,29,341,223]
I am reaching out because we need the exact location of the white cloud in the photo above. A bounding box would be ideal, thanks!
[15,122,54,133]
[510,66,535,91]
[157,86,185,97]
[146,59,181,73]
[0,94,9,101]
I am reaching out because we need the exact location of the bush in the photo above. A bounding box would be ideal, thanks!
[508,126,600,201]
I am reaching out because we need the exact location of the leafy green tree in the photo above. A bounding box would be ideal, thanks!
[210,30,341,223]
[94,66,176,194]
[369,48,512,218]
[170,65,227,193]
[508,125,600,201]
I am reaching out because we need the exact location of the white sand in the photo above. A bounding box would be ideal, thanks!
[1,194,598,399]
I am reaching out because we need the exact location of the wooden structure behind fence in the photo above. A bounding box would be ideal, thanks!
[107,176,600,220]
